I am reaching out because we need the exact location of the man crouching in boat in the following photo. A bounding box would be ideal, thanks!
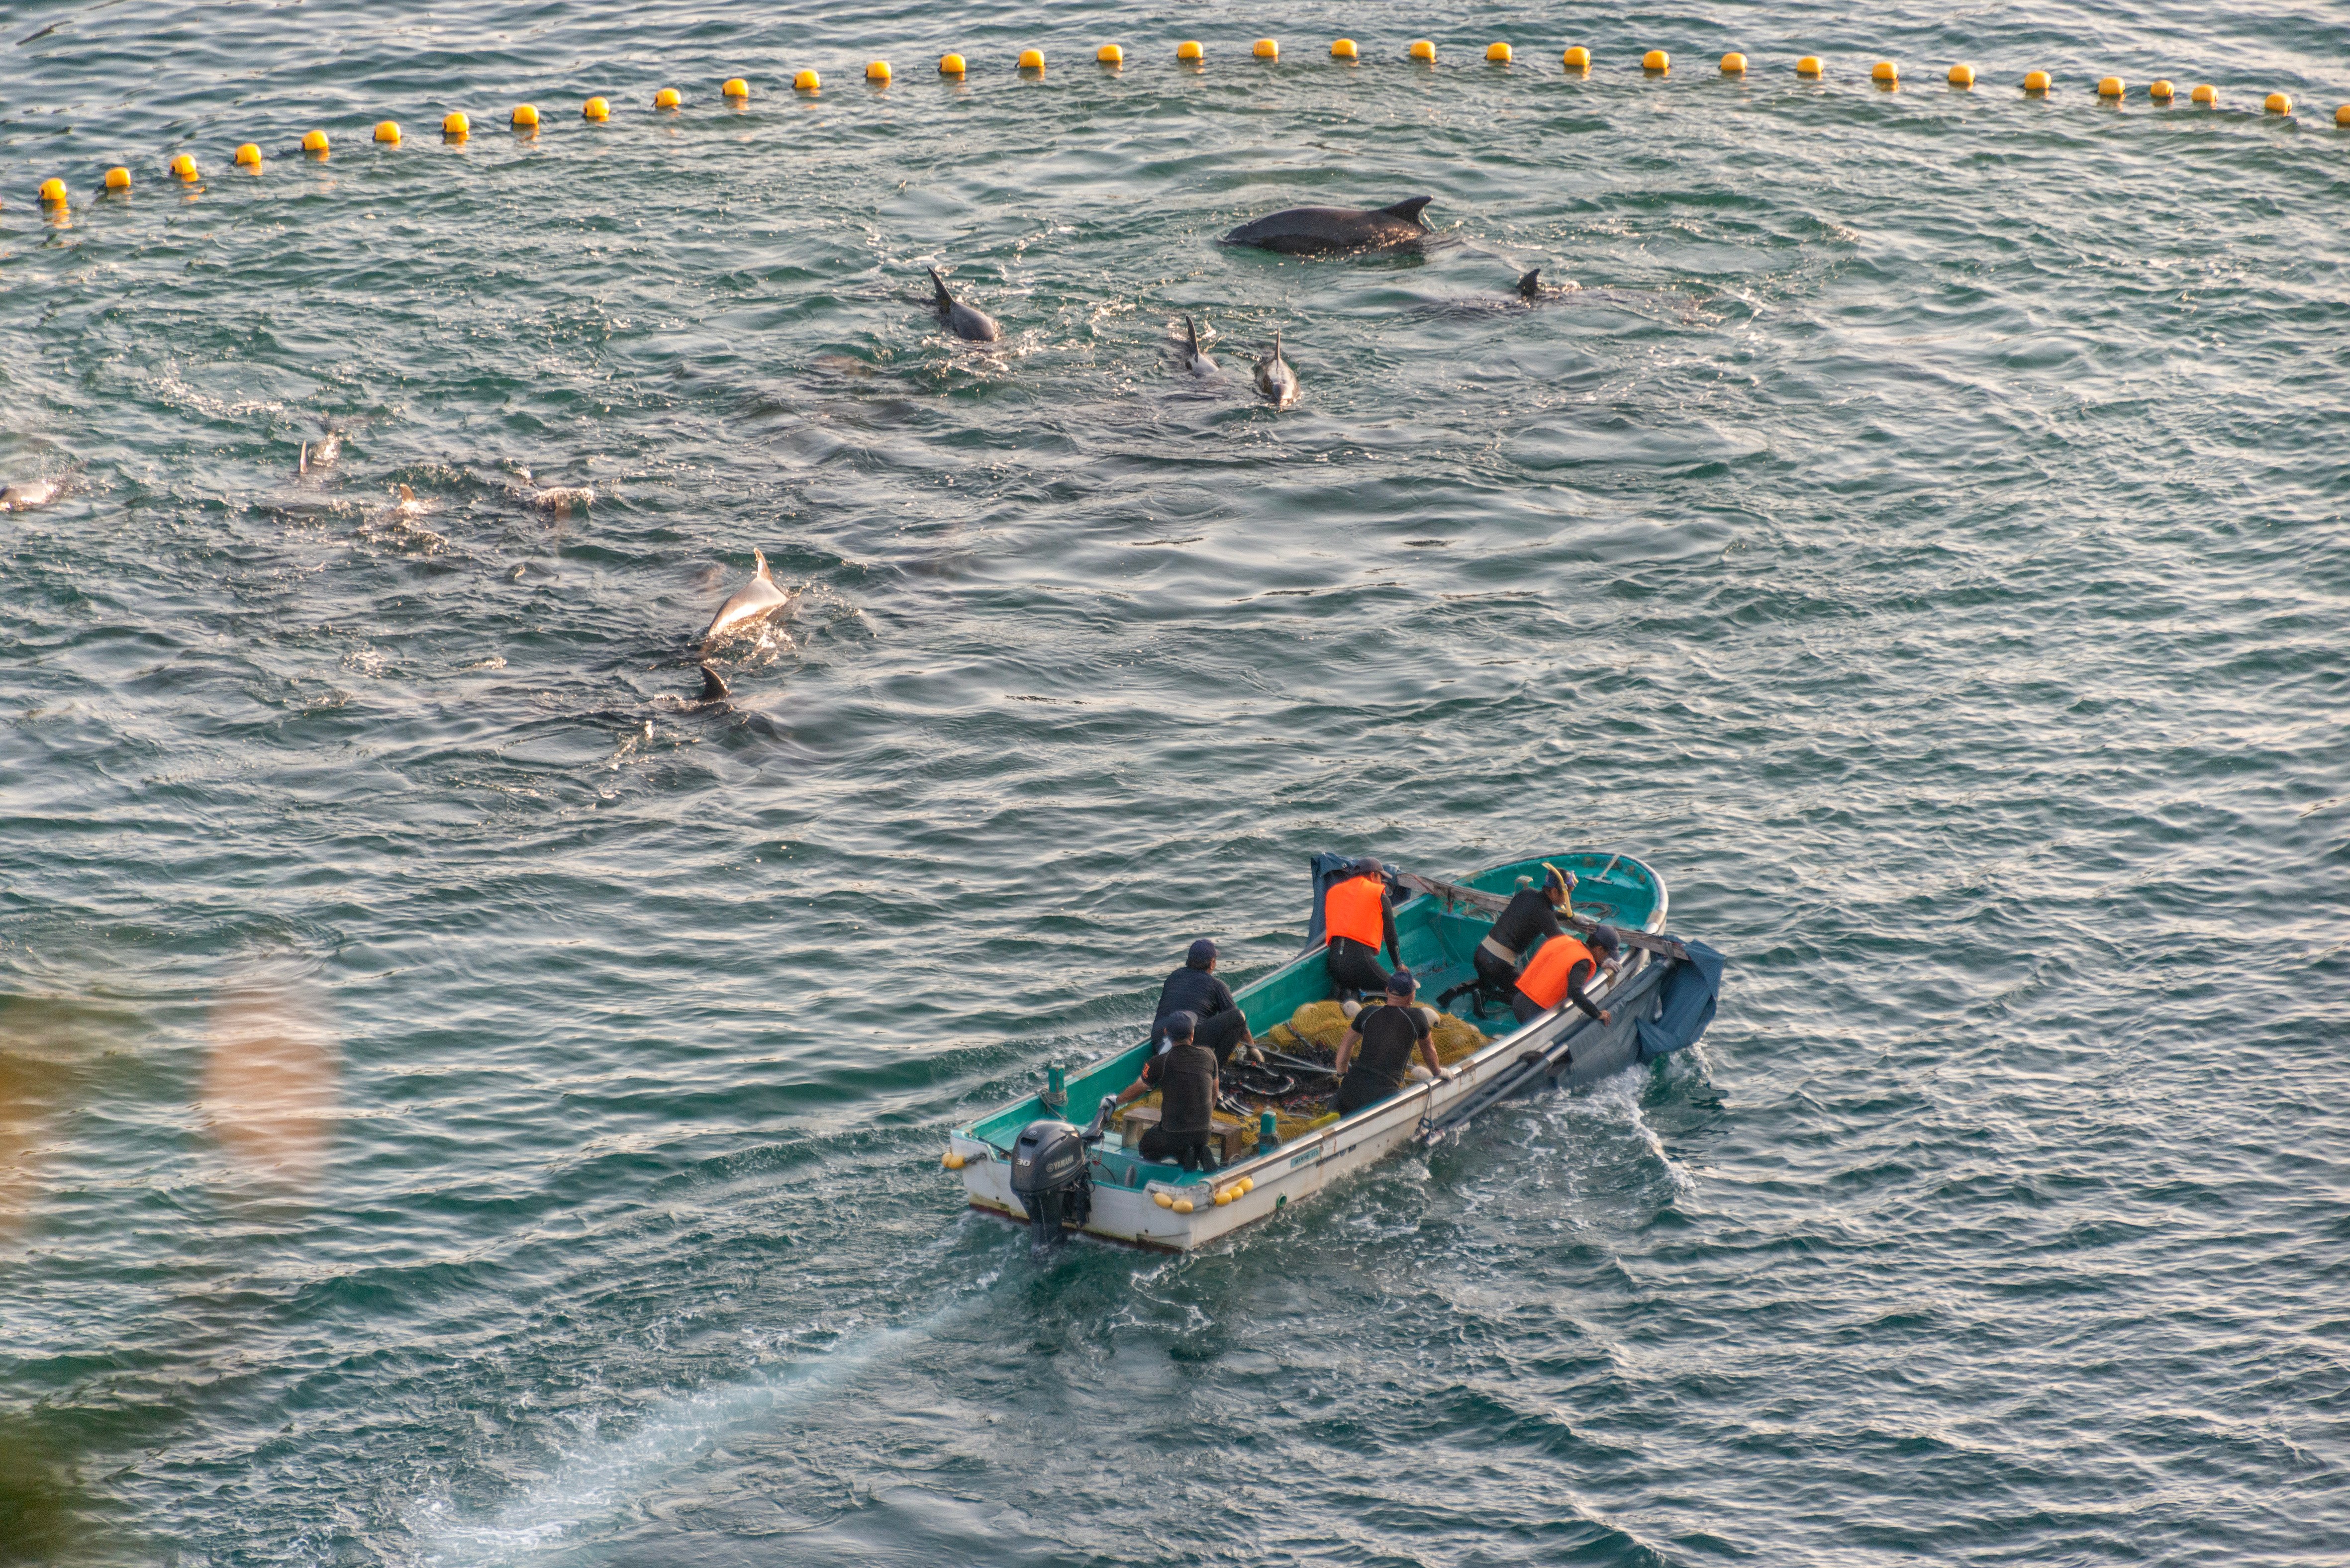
[1332,971,1455,1114]
[1109,1011,1223,1170]
[1323,857,1403,1002]
[1151,938,1260,1066]
[1511,925,1620,1028]
[1441,862,1576,1017]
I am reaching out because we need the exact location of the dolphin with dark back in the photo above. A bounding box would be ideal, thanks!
[927,267,1000,342]
[1221,196,1435,255]
[1175,314,1217,376]
[1254,330,1299,409]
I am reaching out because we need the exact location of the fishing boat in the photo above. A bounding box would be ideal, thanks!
[943,851,1726,1250]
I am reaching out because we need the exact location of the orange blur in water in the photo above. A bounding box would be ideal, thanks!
[203,971,338,1184]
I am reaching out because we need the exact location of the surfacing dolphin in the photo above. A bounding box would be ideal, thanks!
[0,479,61,512]
[927,267,1000,342]
[701,548,795,646]
[1254,330,1299,409]
[694,664,730,703]
[1175,314,1218,377]
[1221,196,1434,255]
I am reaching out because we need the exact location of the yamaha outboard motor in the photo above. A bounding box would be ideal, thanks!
[1010,1096,1114,1248]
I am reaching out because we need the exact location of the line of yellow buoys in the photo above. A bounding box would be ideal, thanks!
[20,45,2347,208]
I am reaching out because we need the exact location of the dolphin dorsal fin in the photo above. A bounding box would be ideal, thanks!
[698,664,730,701]
[398,483,415,502]
[298,442,308,475]
[1380,195,1434,225]
[752,547,770,580]
[1184,314,1201,354]
[1518,270,1541,298]
[928,267,954,305]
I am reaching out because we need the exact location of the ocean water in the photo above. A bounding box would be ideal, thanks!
[3,1,2348,1563]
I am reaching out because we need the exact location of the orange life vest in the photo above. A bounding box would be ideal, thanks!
[1324,875,1385,949]
[1515,934,1595,1010]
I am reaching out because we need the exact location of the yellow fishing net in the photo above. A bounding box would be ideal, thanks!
[1273,1000,1488,1065]
[1123,1003,1490,1158]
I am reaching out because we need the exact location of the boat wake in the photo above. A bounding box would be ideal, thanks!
[394,1287,988,1567]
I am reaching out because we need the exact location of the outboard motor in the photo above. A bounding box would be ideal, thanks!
[1010,1095,1114,1248]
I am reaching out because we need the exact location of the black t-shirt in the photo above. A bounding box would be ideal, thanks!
[1152,965,1236,1042]
[1489,890,1566,954]
[1343,1003,1432,1098]
[1144,1041,1218,1136]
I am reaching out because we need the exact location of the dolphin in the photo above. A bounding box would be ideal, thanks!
[1175,314,1218,376]
[0,480,61,512]
[695,663,731,703]
[927,267,1000,342]
[1221,196,1434,255]
[701,548,795,645]
[1254,330,1299,409]
[298,429,342,476]
[520,483,594,519]
[1516,268,1582,302]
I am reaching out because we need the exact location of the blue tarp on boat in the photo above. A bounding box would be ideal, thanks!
[1637,939,1727,1061]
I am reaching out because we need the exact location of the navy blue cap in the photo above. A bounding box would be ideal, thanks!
[1386,969,1416,996]
[1586,925,1621,955]
[1187,938,1218,968]
[1163,1010,1197,1041]
[1355,856,1385,877]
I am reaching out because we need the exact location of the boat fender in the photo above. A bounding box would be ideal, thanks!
[1214,1189,1233,1205]
[1173,1198,1194,1214]
[942,1150,965,1170]
[1154,1191,1173,1208]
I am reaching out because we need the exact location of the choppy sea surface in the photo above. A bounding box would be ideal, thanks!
[4,1,2348,1563]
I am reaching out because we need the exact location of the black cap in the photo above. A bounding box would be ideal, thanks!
[1386,969,1416,996]
[1163,1010,1197,1041]
[1587,925,1621,956]
[1355,856,1384,877]
[1186,938,1218,968]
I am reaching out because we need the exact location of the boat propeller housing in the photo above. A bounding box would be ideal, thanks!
[1009,1096,1113,1246]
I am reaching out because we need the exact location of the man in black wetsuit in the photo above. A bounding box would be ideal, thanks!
[1110,1011,1221,1170]
[1332,971,1454,1115]
[1322,857,1403,1001]
[1440,863,1575,1017]
[1150,938,1258,1066]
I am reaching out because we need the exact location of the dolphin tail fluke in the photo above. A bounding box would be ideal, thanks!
[698,664,731,702]
[1381,195,1435,225]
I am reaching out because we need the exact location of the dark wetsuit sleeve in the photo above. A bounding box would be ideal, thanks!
[1532,904,1566,941]
[1563,959,1603,1021]
[1381,895,1401,966]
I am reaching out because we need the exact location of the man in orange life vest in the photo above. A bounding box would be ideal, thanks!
[1512,923,1622,1027]
[1322,857,1402,1001]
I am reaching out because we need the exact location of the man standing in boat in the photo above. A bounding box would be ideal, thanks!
[1149,938,1259,1066]
[1439,863,1576,1017]
[1323,857,1403,1001]
[1512,924,1621,1027]
[1108,1010,1222,1171]
[1332,971,1454,1113]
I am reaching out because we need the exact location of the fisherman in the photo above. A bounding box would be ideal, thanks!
[1323,857,1402,1001]
[1332,971,1454,1114]
[1512,924,1622,1027]
[1110,1010,1221,1170]
[1150,938,1258,1066]
[1439,863,1575,1017]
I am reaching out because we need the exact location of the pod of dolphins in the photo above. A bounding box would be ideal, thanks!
[1,192,1581,707]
